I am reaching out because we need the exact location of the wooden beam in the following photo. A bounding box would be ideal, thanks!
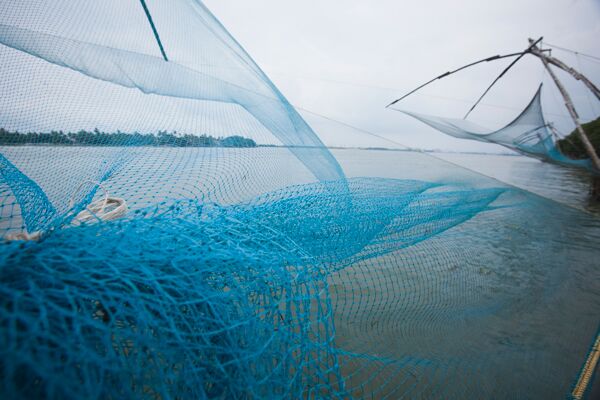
[529,39,600,171]
[529,42,600,102]
[463,37,543,119]
[385,52,530,108]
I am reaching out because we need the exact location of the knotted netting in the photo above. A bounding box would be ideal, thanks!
[1,1,600,399]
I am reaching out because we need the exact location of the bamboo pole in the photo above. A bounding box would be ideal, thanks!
[529,39,600,171]
[463,37,543,119]
[529,44,600,102]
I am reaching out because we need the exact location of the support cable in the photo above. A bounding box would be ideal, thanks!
[543,42,600,63]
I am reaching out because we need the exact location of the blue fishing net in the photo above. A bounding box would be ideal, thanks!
[1,1,599,399]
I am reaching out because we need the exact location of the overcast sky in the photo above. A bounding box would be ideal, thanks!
[204,0,600,152]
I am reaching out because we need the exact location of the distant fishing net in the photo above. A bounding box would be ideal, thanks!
[400,84,596,172]
[1,1,600,399]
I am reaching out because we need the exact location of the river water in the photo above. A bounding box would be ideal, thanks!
[434,152,600,215]
[1,146,599,398]
[328,148,600,398]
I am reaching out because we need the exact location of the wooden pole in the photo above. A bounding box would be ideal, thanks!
[529,39,600,171]
[463,37,543,119]
[385,51,534,108]
[529,44,600,102]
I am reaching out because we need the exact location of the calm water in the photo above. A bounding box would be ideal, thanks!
[434,152,600,215]
[331,149,600,398]
[2,146,600,398]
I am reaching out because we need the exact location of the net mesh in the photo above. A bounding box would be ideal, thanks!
[1,1,599,399]
[400,84,595,171]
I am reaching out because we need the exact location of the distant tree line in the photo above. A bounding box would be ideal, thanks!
[0,128,257,148]
[556,117,600,159]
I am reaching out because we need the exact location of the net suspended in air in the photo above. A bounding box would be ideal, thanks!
[0,1,599,399]
[399,84,595,171]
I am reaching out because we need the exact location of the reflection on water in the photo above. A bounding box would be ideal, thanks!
[434,152,600,214]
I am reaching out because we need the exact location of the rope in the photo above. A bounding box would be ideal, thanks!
[543,42,600,63]
[576,53,600,116]
[69,181,128,226]
[4,231,42,241]
[4,181,127,241]
[266,69,576,120]
[572,332,600,399]
[71,196,128,226]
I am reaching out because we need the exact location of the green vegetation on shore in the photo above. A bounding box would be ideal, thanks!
[556,117,600,159]
[0,128,257,148]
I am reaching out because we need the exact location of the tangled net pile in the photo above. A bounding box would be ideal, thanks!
[1,1,600,399]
